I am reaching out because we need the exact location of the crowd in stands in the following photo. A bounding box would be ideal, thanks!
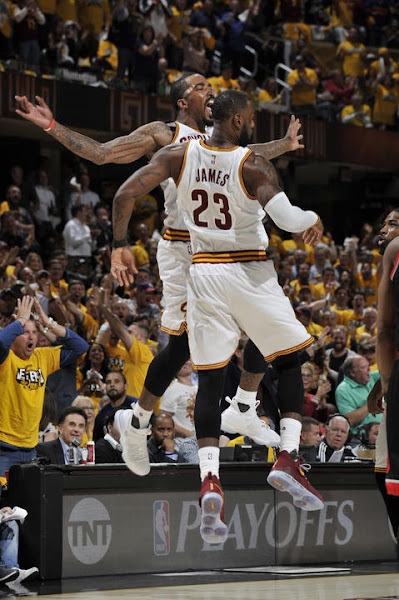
[0,154,385,470]
[1,0,399,128]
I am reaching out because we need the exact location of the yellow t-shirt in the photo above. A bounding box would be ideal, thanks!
[306,321,323,337]
[354,272,379,306]
[312,281,337,300]
[373,84,399,126]
[337,41,366,77]
[38,0,56,13]
[78,0,110,35]
[167,6,189,47]
[131,243,149,267]
[280,239,314,263]
[123,338,153,398]
[330,305,353,327]
[341,104,372,127]
[287,68,318,106]
[56,0,78,23]
[106,342,127,372]
[81,312,99,342]
[0,345,61,447]
[207,75,239,95]
[50,280,68,297]
[130,194,158,235]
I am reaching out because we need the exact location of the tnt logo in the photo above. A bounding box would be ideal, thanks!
[68,498,112,565]
[153,501,170,556]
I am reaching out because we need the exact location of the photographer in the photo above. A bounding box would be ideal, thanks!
[0,296,88,476]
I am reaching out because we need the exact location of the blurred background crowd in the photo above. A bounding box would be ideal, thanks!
[1,0,399,129]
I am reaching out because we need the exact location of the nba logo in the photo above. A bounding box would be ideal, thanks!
[153,501,170,556]
[211,154,216,165]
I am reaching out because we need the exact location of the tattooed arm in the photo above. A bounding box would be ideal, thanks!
[248,115,304,160]
[111,144,186,286]
[15,95,173,164]
[243,153,322,245]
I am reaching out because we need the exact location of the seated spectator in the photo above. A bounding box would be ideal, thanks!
[316,414,357,462]
[299,416,321,462]
[95,410,124,463]
[147,413,178,463]
[38,388,58,443]
[0,296,88,476]
[325,326,357,382]
[354,420,380,458]
[336,27,366,79]
[341,93,373,128]
[319,70,353,121]
[93,370,137,442]
[159,360,196,448]
[177,433,199,463]
[335,355,381,437]
[287,54,318,119]
[0,505,38,592]
[301,362,331,422]
[71,395,96,443]
[36,406,87,464]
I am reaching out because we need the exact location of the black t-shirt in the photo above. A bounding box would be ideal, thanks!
[329,351,349,373]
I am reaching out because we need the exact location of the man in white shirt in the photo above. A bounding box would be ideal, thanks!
[66,173,100,220]
[63,205,92,268]
[159,361,197,448]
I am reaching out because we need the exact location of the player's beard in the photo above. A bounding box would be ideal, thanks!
[239,124,251,147]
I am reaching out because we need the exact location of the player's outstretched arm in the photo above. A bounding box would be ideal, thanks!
[244,153,321,239]
[111,144,185,286]
[248,115,304,160]
[15,95,173,164]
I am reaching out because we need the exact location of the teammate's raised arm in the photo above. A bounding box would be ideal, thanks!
[249,115,304,159]
[15,95,173,164]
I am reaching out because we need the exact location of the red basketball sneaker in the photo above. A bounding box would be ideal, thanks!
[267,450,324,511]
[200,472,228,544]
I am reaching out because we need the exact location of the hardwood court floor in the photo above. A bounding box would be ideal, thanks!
[13,561,399,600]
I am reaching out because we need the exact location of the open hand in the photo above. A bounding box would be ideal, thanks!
[285,115,304,151]
[15,95,54,130]
[111,246,137,287]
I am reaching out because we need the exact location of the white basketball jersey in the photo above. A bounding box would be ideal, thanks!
[162,122,211,235]
[176,140,268,257]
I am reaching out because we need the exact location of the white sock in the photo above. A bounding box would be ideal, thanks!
[132,403,152,429]
[234,387,257,408]
[279,418,301,454]
[198,447,220,481]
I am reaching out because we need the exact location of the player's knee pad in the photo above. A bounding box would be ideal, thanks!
[195,367,227,440]
[243,339,267,374]
[144,331,190,397]
[272,351,303,415]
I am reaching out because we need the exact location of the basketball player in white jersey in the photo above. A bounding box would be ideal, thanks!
[16,76,304,477]
[109,90,324,544]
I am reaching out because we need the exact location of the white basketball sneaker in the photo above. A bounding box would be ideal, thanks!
[114,409,151,476]
[221,397,280,447]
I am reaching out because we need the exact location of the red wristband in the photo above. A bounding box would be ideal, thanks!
[44,118,55,132]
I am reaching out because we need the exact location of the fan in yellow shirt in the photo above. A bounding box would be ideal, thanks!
[336,27,366,77]
[287,56,318,109]
[208,63,239,95]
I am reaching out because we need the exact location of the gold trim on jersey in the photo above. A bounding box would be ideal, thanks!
[192,249,266,263]
[264,336,314,362]
[199,140,239,152]
[239,149,256,199]
[163,228,190,242]
[170,122,179,143]
[160,322,187,336]
[176,140,190,188]
[192,354,233,370]
[375,467,387,473]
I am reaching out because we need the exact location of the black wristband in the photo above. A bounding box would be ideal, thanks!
[112,238,129,248]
